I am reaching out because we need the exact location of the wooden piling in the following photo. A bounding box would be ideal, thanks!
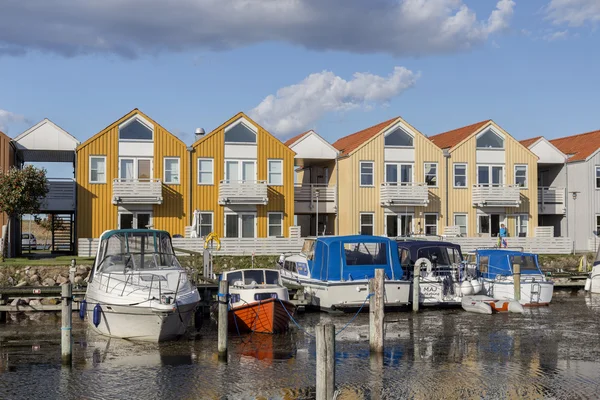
[369,269,385,353]
[217,279,229,361]
[412,263,420,312]
[316,323,335,400]
[61,283,72,366]
[513,262,521,302]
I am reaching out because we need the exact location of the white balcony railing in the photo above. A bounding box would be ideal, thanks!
[40,178,76,211]
[112,179,163,205]
[538,186,566,214]
[472,184,521,207]
[380,182,429,206]
[294,184,336,213]
[218,180,268,205]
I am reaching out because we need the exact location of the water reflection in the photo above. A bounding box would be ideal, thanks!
[1,294,600,399]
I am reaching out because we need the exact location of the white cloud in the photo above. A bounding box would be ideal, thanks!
[249,67,418,137]
[0,0,515,57]
[546,0,600,27]
[544,30,569,41]
[0,109,28,133]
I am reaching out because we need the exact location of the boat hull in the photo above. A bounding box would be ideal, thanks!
[585,266,600,294]
[483,279,553,306]
[461,295,524,314]
[416,278,484,306]
[229,298,295,334]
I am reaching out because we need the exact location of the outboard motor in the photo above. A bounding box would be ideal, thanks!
[278,253,285,267]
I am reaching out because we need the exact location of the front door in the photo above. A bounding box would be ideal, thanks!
[118,212,152,229]
[386,214,414,237]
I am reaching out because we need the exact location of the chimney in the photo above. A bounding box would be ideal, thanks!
[195,128,205,141]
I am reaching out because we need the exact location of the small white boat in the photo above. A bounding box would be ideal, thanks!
[585,245,600,293]
[461,295,524,314]
[85,229,201,341]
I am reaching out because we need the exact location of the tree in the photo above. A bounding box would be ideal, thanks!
[0,166,49,258]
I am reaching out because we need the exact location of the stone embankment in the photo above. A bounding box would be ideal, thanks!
[0,265,91,288]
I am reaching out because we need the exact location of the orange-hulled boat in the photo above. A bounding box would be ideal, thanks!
[222,269,296,334]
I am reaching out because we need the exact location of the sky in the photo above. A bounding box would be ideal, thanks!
[1,0,599,173]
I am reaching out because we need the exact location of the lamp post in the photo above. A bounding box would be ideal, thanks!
[569,191,579,252]
[315,188,320,237]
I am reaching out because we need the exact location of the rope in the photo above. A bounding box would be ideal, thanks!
[277,297,314,338]
[335,293,373,336]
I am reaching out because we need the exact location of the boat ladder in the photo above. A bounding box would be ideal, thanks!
[530,282,541,303]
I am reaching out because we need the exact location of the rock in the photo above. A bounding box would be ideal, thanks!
[42,278,55,286]
[76,266,87,276]
[30,274,40,282]
[7,277,14,285]
[29,299,42,306]
[74,276,83,284]
[41,298,58,305]
[25,266,31,271]
[16,280,27,287]
[56,276,69,285]
[10,298,27,306]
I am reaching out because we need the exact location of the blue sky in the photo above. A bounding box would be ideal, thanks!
[1,0,599,166]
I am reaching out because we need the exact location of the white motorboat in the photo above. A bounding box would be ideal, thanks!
[584,244,600,294]
[279,235,411,312]
[85,229,201,341]
[466,249,554,306]
[461,295,524,314]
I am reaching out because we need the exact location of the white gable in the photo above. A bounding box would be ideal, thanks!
[289,131,338,160]
[13,119,79,162]
[529,138,567,164]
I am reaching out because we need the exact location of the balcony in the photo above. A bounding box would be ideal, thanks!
[40,178,76,212]
[112,179,163,205]
[538,186,566,215]
[218,180,268,205]
[472,184,521,207]
[380,183,429,207]
[294,184,336,213]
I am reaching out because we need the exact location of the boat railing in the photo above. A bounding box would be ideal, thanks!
[98,270,188,301]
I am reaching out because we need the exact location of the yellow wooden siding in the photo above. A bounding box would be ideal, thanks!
[414,132,445,235]
[0,132,14,228]
[153,126,189,236]
[505,136,538,236]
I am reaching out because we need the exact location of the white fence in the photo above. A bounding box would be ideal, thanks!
[446,237,572,254]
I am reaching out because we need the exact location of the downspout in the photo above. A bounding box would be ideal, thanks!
[187,146,194,227]
[443,149,450,227]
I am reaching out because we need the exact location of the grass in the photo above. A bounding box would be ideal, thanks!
[0,255,95,267]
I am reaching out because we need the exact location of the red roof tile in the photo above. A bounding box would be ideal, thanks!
[332,117,399,156]
[284,130,311,147]
[429,120,491,150]
[519,136,542,148]
[551,129,600,162]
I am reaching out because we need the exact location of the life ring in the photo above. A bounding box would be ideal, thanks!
[415,257,433,276]
[203,232,221,251]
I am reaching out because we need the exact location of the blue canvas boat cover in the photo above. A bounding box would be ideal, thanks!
[476,249,542,279]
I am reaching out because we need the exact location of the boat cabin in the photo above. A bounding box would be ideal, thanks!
[222,269,283,288]
[472,249,543,280]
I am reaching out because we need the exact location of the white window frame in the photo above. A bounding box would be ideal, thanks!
[385,213,414,237]
[199,211,213,237]
[268,159,284,186]
[223,117,258,144]
[267,212,284,237]
[596,167,600,189]
[224,212,257,238]
[453,213,468,236]
[89,155,107,184]
[359,161,374,187]
[224,159,257,182]
[119,157,153,180]
[163,157,180,185]
[475,127,505,149]
[477,165,505,186]
[197,158,214,185]
[118,114,155,142]
[424,162,438,187]
[359,212,375,235]
[424,213,438,236]
[515,214,529,237]
[383,125,414,148]
[118,211,153,229]
[384,162,414,184]
[514,164,528,189]
[453,163,468,188]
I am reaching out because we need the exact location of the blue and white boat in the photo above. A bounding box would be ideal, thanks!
[279,235,411,311]
[466,249,553,306]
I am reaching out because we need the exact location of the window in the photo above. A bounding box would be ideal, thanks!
[224,120,257,143]
[478,165,503,186]
[119,158,152,180]
[198,158,214,185]
[596,167,600,189]
[360,213,374,235]
[515,165,528,188]
[119,118,153,141]
[454,214,467,236]
[294,168,301,185]
[200,212,213,237]
[597,215,600,235]
[516,214,528,237]
[268,160,283,185]
[267,212,283,237]
[424,163,438,187]
[478,215,490,234]
[424,214,438,236]
[118,212,152,229]
[164,158,180,184]
[479,256,489,274]
[360,162,374,186]
[90,156,106,183]
[454,163,467,188]
[384,127,413,147]
[225,160,256,182]
[386,214,413,237]
[343,242,387,266]
[476,129,504,149]
[385,163,412,184]
[225,213,256,238]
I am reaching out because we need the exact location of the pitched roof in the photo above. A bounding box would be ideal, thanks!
[284,130,311,147]
[519,136,542,148]
[332,117,398,156]
[429,120,491,150]
[551,129,600,162]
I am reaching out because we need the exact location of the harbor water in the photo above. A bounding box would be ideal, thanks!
[1,291,600,399]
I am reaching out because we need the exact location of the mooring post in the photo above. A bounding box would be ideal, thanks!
[69,259,76,284]
[369,268,385,353]
[217,279,229,361]
[316,323,335,400]
[412,263,420,312]
[61,283,73,366]
[513,262,521,302]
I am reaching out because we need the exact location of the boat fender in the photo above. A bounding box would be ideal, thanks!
[93,304,102,328]
[79,299,87,320]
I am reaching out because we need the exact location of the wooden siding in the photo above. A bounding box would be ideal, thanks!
[76,109,189,238]
[0,131,14,229]
[192,113,295,238]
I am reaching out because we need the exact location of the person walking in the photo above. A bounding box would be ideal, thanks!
[498,223,508,248]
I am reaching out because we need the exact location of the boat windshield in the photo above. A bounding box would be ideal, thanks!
[510,255,540,274]
[300,239,315,260]
[96,231,181,273]
[226,270,280,286]
[416,246,459,266]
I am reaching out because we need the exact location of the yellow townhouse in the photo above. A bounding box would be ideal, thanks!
[429,120,538,238]
[190,112,295,238]
[332,116,446,237]
[76,109,190,238]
